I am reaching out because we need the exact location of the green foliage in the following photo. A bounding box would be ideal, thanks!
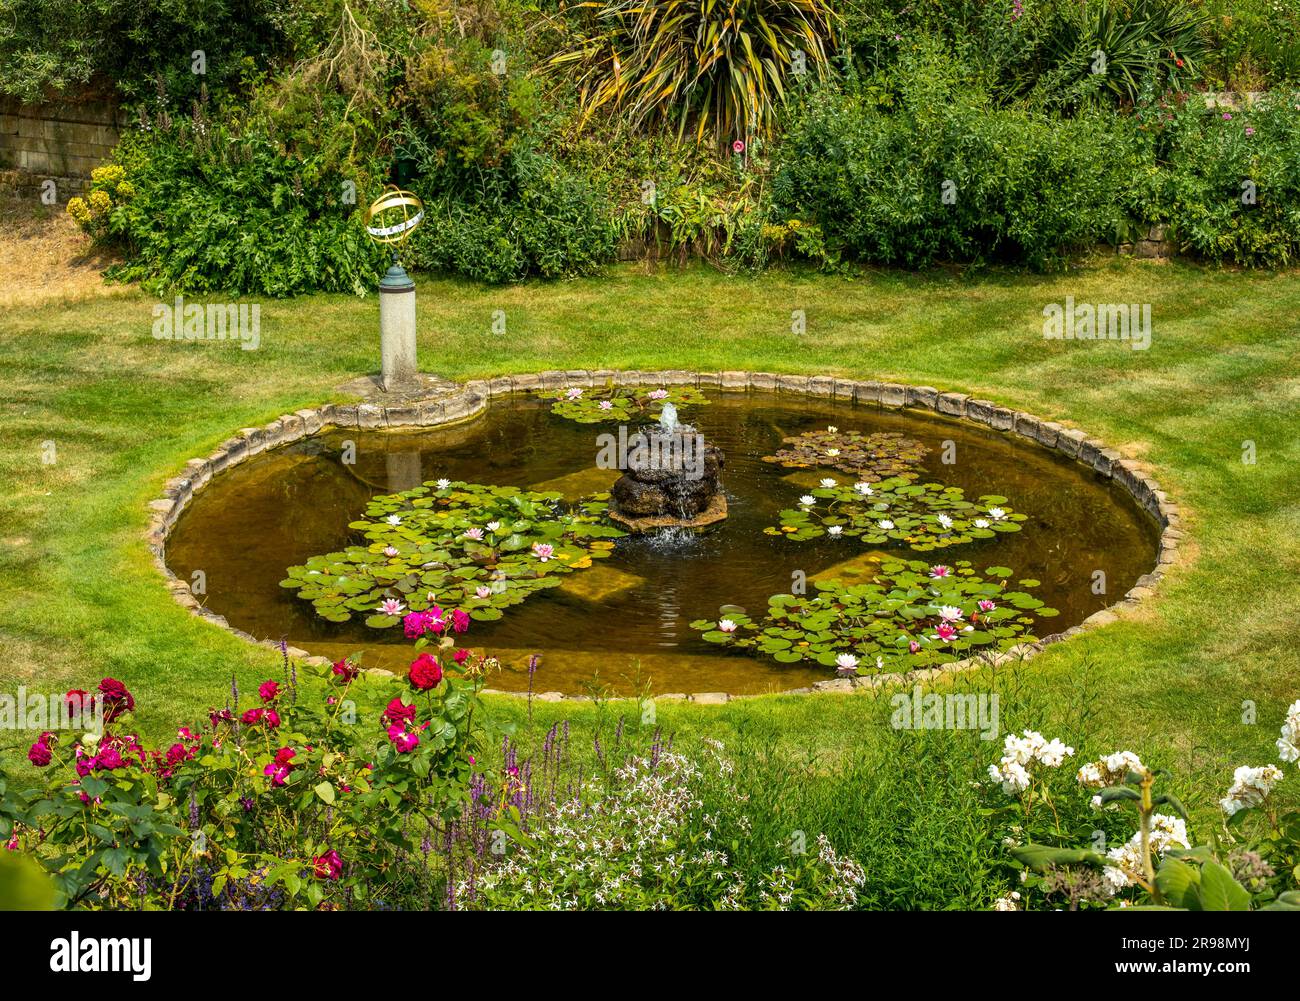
[691,558,1053,671]
[281,480,626,630]
[549,0,839,145]
[772,46,1143,270]
[766,477,1027,551]
[0,0,293,103]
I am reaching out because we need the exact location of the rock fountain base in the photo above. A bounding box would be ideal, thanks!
[608,492,728,533]
[607,406,727,533]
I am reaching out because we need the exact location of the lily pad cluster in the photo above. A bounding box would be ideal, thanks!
[539,385,711,424]
[281,480,625,629]
[690,559,1057,673]
[767,477,1027,552]
[762,428,930,482]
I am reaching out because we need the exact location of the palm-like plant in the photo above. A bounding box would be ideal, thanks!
[549,0,838,146]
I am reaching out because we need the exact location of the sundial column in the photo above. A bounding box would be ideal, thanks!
[379,258,417,390]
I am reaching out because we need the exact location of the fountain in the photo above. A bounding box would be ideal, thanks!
[607,403,728,532]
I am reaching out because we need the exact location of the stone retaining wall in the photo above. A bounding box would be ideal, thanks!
[0,96,123,200]
[146,371,1184,702]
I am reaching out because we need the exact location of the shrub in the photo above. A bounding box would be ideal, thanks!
[771,54,1143,270]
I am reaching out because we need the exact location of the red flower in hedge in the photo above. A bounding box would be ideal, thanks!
[451,608,470,634]
[95,745,124,771]
[408,653,443,691]
[264,746,296,786]
[313,849,343,880]
[97,678,134,722]
[258,680,281,703]
[386,724,419,753]
[64,689,91,721]
[382,697,416,728]
[331,658,359,682]
[453,649,470,666]
[27,740,52,767]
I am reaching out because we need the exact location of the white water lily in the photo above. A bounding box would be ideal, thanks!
[383,545,399,557]
[825,448,840,457]
[486,521,501,533]
[878,519,895,530]
[936,513,953,530]
[819,478,837,488]
[436,478,451,490]
[827,525,843,537]
[988,507,1006,520]
[835,653,859,672]
[827,426,838,433]
[974,518,990,529]
[799,495,815,506]
[854,482,873,496]
[718,619,738,633]
[938,605,964,622]
[385,514,402,526]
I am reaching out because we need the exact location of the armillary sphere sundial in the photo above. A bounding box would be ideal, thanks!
[364,186,425,390]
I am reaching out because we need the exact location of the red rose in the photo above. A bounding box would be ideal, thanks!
[408,653,443,691]
[258,680,281,702]
[97,677,135,721]
[27,741,52,767]
[451,608,470,634]
[382,697,416,727]
[331,658,359,682]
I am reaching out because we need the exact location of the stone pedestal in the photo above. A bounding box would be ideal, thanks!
[379,260,417,390]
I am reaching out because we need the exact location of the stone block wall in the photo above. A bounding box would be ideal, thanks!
[0,96,123,200]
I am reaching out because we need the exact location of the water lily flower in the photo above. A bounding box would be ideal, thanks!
[376,598,406,617]
[476,586,491,599]
[383,545,399,557]
[532,542,555,562]
[854,482,873,496]
[485,521,501,532]
[598,400,614,411]
[908,640,921,654]
[718,619,738,633]
[835,653,859,674]
[463,528,484,541]
[826,448,840,457]
[938,605,964,622]
[878,519,895,530]
[819,478,837,488]
[988,507,1006,520]
[933,622,959,643]
[936,513,953,530]
[648,389,669,400]
[929,565,952,579]
[565,387,583,399]
[799,495,815,506]
[386,514,402,526]
[974,518,990,529]
[435,478,451,490]
[827,426,838,433]
[978,599,997,612]
[827,525,843,537]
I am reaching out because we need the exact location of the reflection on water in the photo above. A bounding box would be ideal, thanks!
[166,392,1162,695]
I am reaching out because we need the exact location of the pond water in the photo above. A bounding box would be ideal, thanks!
[166,392,1161,695]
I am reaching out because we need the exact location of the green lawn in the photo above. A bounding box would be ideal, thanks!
[2,257,1298,830]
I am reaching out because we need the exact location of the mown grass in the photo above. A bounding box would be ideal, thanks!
[1,257,1298,854]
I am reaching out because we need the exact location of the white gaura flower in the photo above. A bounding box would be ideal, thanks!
[936,513,953,530]
[1278,698,1300,765]
[718,619,738,633]
[819,477,837,488]
[1220,764,1285,816]
[799,495,815,506]
[436,478,451,490]
[988,507,1006,520]
[878,519,895,530]
[974,518,990,529]
[1078,750,1148,789]
[827,525,843,537]
[854,482,873,496]
[835,653,859,673]
[385,514,402,526]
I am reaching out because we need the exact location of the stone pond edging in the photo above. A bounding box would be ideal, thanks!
[145,370,1184,703]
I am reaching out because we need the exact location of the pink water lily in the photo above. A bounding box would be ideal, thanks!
[647,389,669,400]
[978,599,997,612]
[376,598,406,616]
[929,565,952,579]
[463,528,484,541]
[565,387,583,399]
[933,622,959,643]
[532,543,555,562]
[598,400,614,410]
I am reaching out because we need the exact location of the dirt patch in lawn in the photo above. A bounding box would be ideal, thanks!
[0,197,128,307]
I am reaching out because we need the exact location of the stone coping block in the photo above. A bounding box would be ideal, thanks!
[147,371,1181,700]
